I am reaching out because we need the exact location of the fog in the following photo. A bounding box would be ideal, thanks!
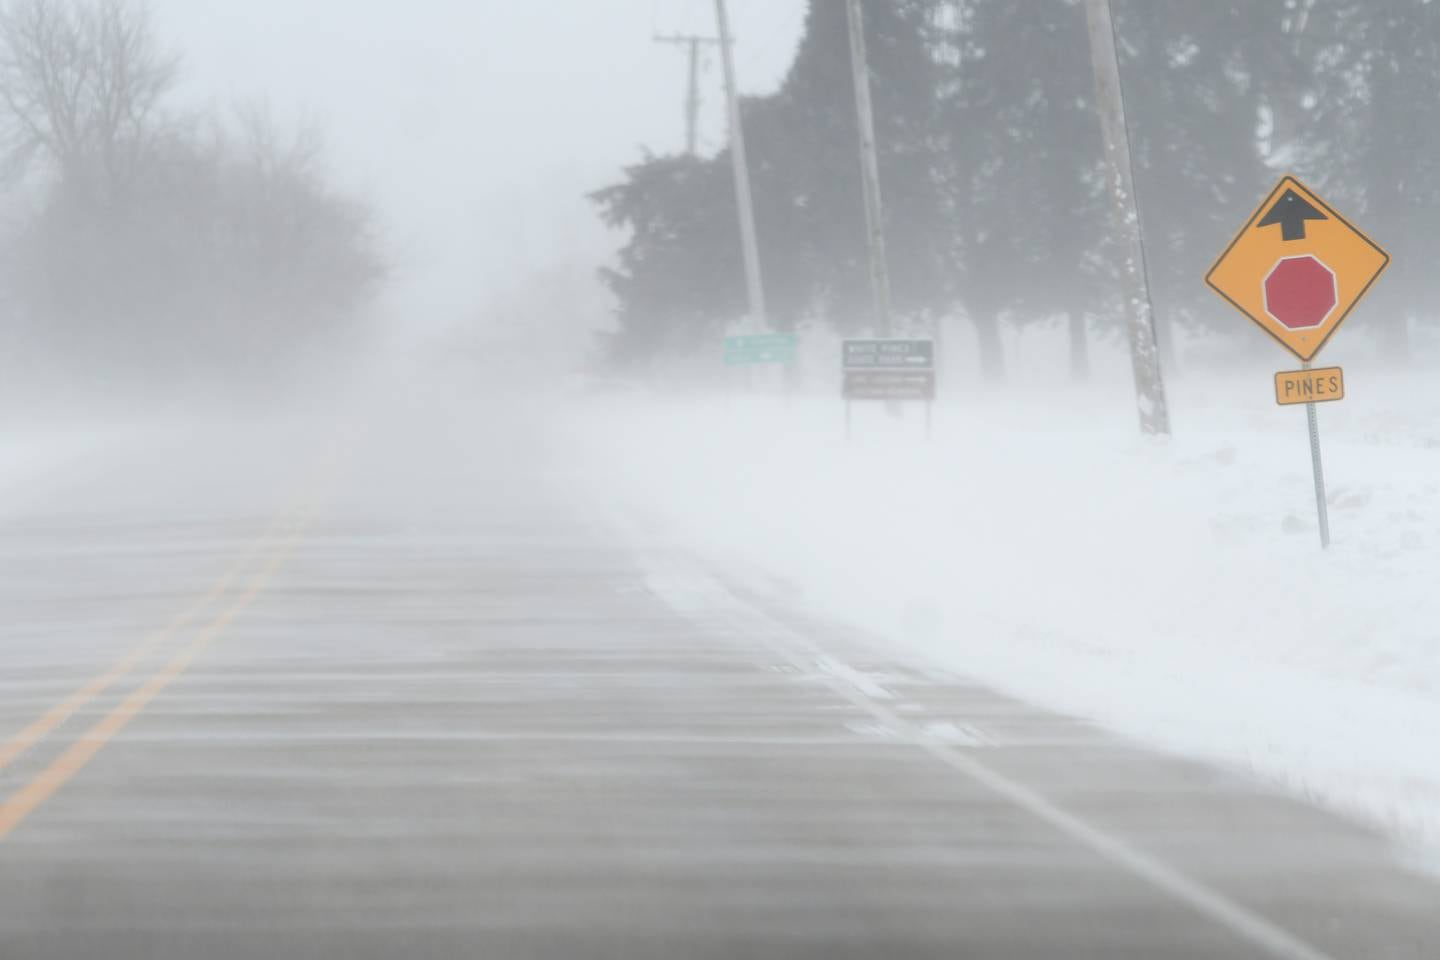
[152,0,804,335]
[4,2,1440,958]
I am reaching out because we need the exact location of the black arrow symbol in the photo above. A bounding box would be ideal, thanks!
[1258,188,1328,241]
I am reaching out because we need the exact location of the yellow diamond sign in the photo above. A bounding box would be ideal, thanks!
[1206,175,1389,362]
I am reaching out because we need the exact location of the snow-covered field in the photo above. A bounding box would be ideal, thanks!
[570,354,1440,860]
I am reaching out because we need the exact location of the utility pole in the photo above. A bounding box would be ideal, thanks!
[713,0,769,333]
[845,0,894,338]
[1084,0,1171,437]
[654,33,718,156]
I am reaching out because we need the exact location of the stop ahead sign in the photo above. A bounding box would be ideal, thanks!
[1206,176,1389,553]
[1207,175,1388,361]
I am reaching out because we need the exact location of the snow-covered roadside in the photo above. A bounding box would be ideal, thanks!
[566,371,1440,858]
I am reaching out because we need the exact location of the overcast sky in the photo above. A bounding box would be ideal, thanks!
[149,0,806,325]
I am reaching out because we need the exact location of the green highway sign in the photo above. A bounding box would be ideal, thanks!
[724,333,796,366]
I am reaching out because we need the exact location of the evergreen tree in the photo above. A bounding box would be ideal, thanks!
[592,0,1440,373]
[934,0,1111,381]
[1112,0,1273,344]
[759,0,949,331]
[590,154,741,369]
[1297,0,1440,358]
[591,0,947,367]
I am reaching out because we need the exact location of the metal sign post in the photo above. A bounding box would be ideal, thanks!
[1301,361,1331,550]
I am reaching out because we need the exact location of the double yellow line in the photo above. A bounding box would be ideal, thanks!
[0,496,321,843]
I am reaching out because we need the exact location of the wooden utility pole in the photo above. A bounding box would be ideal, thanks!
[845,0,894,338]
[1084,0,1171,436]
[713,0,769,332]
[654,33,718,156]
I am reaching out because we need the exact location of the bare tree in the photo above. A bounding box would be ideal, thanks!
[0,0,381,389]
[0,0,176,200]
[224,101,383,323]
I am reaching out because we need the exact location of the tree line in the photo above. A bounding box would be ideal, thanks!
[0,0,381,393]
[593,0,1440,380]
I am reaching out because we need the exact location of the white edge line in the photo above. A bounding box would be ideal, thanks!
[625,535,1338,960]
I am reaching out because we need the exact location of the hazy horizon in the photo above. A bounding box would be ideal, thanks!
[148,0,806,332]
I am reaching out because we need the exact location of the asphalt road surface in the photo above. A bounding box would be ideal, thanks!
[1,388,1438,959]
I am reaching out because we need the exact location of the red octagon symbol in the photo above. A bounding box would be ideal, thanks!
[1263,256,1337,330]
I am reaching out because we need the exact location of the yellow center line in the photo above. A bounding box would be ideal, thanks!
[0,526,280,776]
[0,530,304,843]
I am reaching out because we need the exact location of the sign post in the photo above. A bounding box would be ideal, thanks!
[842,339,936,440]
[1206,175,1389,548]
[1300,361,1332,548]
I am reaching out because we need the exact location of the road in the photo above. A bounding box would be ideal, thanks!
[1,384,1437,959]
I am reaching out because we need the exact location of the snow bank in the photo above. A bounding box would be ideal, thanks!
[567,366,1440,858]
